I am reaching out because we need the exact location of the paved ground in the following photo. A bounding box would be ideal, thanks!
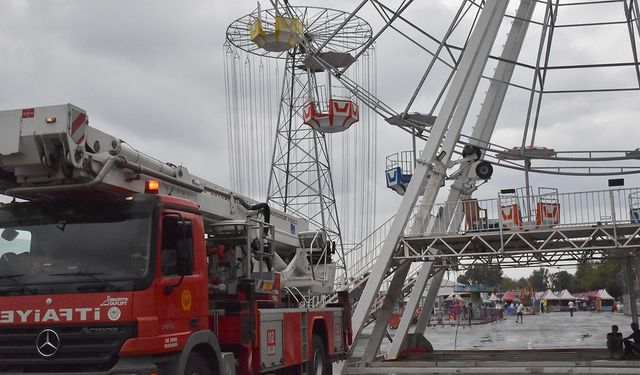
[337,311,638,374]
[359,311,633,354]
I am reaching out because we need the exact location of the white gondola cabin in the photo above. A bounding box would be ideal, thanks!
[302,99,359,134]
[301,60,359,134]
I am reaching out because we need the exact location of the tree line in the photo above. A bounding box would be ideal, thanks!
[456,259,624,297]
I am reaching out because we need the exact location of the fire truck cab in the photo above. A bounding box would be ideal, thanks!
[0,104,350,375]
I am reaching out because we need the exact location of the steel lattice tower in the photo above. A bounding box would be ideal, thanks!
[266,48,347,275]
[225,4,374,287]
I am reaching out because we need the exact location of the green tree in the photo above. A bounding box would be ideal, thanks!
[550,270,576,291]
[573,260,623,297]
[574,262,598,291]
[499,276,518,291]
[528,268,550,290]
[599,260,623,297]
[460,264,503,287]
[516,277,530,289]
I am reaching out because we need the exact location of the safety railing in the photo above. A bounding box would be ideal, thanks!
[306,230,338,290]
[339,215,396,287]
[282,286,301,304]
[428,307,503,327]
[479,307,503,324]
[336,187,640,304]
[409,186,640,237]
[293,290,333,310]
[307,84,356,114]
[341,205,445,286]
[385,151,415,176]
[328,187,640,312]
[302,294,330,309]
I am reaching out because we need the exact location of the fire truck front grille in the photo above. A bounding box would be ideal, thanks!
[0,323,135,372]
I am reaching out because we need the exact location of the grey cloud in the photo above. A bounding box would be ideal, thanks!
[1,1,638,281]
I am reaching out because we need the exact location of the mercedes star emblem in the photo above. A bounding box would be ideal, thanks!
[36,329,60,357]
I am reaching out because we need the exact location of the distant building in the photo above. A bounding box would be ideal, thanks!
[418,279,465,311]
[455,283,494,310]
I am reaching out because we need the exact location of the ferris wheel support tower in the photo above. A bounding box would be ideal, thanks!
[384,0,538,360]
[350,0,512,364]
[266,47,347,275]
[226,4,375,287]
[347,0,640,368]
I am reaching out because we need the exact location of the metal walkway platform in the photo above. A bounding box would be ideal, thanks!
[399,223,640,269]
[345,349,640,374]
[393,187,640,269]
[346,185,640,369]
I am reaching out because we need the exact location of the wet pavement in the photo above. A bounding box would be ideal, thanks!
[337,311,638,374]
[425,311,632,351]
[358,310,633,354]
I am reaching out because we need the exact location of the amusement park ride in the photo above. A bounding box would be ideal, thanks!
[225,3,377,290]
[226,0,640,373]
[0,0,639,374]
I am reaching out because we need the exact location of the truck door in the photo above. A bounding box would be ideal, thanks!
[155,212,206,347]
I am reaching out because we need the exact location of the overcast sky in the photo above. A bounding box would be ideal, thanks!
[1,0,639,279]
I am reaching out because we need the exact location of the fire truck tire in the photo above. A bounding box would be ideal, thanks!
[184,352,211,375]
[311,335,331,375]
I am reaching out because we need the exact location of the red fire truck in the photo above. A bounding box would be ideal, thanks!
[0,104,351,374]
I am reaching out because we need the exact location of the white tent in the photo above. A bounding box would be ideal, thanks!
[540,290,561,312]
[557,289,576,300]
[489,293,500,301]
[540,289,559,300]
[445,293,463,302]
[596,289,614,300]
[534,291,544,301]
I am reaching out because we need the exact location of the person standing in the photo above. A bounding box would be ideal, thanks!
[463,303,468,321]
[516,302,524,323]
[568,300,575,317]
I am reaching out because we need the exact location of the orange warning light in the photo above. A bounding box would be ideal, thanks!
[145,179,160,193]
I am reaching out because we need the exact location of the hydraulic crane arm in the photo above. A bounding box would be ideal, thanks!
[0,104,308,250]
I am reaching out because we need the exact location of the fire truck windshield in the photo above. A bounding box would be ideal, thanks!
[0,197,155,293]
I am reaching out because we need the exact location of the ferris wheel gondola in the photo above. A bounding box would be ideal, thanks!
[302,98,359,134]
[249,14,303,52]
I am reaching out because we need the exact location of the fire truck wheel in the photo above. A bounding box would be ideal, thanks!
[184,352,211,375]
[311,335,331,375]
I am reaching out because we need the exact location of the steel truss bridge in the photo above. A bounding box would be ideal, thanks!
[398,187,640,269]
